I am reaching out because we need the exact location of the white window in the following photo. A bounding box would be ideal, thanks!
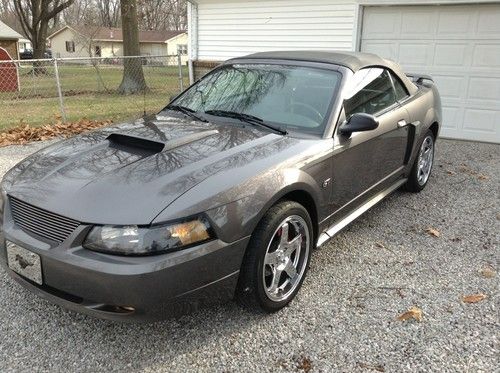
[177,44,187,55]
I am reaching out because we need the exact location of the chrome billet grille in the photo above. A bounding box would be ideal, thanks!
[9,196,80,243]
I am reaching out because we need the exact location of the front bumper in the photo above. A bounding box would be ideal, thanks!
[0,221,249,322]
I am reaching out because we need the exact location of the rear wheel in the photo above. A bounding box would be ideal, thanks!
[236,201,313,312]
[405,130,435,192]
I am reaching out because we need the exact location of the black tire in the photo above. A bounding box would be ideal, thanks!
[236,200,313,312]
[405,129,435,193]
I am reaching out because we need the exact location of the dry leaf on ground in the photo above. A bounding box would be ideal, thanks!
[396,306,423,322]
[425,227,440,237]
[479,266,496,279]
[462,293,487,303]
[0,119,113,147]
[296,356,313,373]
[477,174,489,181]
[358,362,385,372]
[446,170,456,176]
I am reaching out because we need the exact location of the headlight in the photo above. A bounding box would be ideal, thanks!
[83,217,214,256]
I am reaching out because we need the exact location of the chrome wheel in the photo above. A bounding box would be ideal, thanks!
[417,135,434,186]
[262,215,310,302]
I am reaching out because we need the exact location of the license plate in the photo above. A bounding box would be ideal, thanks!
[6,241,43,285]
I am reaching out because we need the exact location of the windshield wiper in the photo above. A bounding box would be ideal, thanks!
[204,110,287,135]
[165,105,209,123]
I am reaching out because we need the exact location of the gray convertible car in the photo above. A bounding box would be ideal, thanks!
[0,51,441,321]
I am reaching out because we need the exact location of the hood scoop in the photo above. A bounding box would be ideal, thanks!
[106,130,219,156]
[107,133,165,155]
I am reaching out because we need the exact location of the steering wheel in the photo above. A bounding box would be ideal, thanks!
[291,102,324,123]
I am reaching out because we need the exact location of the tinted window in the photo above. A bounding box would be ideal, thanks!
[173,64,341,135]
[391,72,409,101]
[344,68,397,117]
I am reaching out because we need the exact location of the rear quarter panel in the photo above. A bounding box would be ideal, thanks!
[402,83,442,166]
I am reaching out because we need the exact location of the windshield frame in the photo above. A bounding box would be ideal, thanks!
[168,60,345,138]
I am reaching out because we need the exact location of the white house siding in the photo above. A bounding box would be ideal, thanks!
[50,28,91,58]
[140,43,168,57]
[196,0,357,60]
[166,33,189,65]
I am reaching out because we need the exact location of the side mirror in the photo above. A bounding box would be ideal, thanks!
[339,113,379,137]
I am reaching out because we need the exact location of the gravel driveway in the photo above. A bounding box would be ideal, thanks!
[0,138,498,372]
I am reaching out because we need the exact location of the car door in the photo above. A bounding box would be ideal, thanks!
[329,67,410,215]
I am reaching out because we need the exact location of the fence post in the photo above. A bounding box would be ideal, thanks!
[177,54,184,92]
[53,58,67,122]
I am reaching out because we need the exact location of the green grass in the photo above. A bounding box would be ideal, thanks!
[0,64,189,129]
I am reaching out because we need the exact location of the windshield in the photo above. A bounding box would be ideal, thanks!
[171,64,341,135]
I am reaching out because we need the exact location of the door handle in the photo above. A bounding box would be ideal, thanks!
[397,120,408,128]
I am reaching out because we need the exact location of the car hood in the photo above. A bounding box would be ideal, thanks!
[3,114,299,225]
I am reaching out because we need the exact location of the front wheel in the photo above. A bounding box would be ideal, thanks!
[236,201,313,312]
[405,130,435,192]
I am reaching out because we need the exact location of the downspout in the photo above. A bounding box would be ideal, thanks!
[187,0,199,85]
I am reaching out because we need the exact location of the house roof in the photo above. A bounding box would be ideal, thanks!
[0,21,23,40]
[48,25,186,43]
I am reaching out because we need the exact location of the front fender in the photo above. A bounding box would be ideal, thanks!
[154,167,324,244]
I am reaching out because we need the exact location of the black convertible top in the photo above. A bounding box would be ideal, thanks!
[228,50,418,95]
[232,51,386,72]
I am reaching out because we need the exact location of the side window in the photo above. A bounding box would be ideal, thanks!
[390,72,409,101]
[344,68,397,117]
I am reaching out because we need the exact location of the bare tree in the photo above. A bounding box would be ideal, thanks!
[13,0,75,59]
[118,0,147,94]
[96,0,120,28]
[61,0,95,25]
[0,0,23,33]
[138,0,186,30]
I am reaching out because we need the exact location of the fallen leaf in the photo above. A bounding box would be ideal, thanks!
[426,227,440,237]
[0,119,113,147]
[397,306,423,322]
[296,356,313,373]
[462,293,487,303]
[375,242,385,249]
[459,164,477,175]
[479,266,496,279]
[477,174,489,181]
[446,170,456,176]
[358,362,385,372]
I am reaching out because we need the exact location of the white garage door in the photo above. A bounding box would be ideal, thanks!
[361,4,500,143]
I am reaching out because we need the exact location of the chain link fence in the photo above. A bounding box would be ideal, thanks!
[0,55,188,129]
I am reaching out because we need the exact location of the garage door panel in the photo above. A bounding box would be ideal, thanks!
[398,44,431,66]
[472,44,500,68]
[401,11,437,38]
[432,75,466,100]
[437,10,473,35]
[362,9,401,39]
[361,41,397,60]
[463,109,499,133]
[477,8,500,35]
[361,4,500,143]
[468,77,500,101]
[433,44,468,67]
[441,107,461,131]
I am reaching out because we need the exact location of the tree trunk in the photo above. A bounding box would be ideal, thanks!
[13,0,75,74]
[32,22,48,75]
[118,0,148,95]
